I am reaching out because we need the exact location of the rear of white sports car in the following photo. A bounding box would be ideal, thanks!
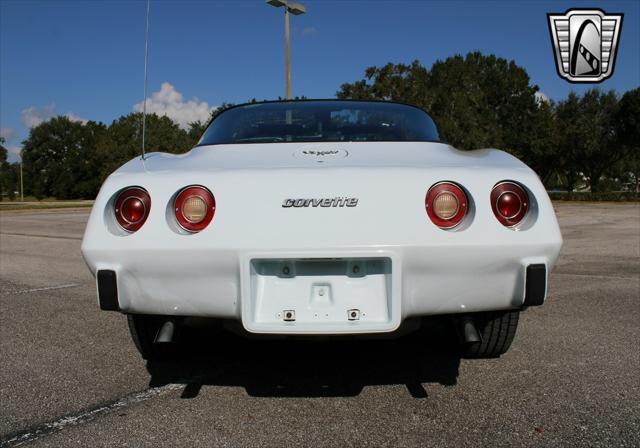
[81,100,562,359]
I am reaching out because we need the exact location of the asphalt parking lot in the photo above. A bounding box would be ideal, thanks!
[1,203,638,447]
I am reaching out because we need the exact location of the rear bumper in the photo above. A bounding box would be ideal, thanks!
[90,242,558,335]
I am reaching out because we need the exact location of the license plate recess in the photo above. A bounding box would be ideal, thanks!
[244,257,393,333]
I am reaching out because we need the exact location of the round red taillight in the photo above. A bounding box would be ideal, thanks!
[174,186,215,232]
[114,187,151,232]
[425,182,468,229]
[491,181,529,227]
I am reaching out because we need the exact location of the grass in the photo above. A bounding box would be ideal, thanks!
[548,191,639,202]
[0,199,94,211]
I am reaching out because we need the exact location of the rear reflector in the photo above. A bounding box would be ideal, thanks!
[114,187,151,232]
[491,181,529,227]
[425,182,468,229]
[97,270,119,311]
[174,186,215,232]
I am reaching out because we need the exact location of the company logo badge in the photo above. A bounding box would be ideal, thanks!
[547,9,623,83]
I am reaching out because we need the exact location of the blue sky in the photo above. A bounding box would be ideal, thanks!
[1,0,638,162]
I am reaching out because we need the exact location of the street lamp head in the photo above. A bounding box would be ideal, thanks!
[287,3,306,15]
[266,0,306,15]
[266,0,287,7]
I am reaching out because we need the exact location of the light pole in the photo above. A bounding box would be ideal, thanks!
[266,0,306,99]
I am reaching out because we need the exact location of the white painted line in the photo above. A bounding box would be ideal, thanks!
[0,232,82,241]
[1,384,183,447]
[13,283,81,294]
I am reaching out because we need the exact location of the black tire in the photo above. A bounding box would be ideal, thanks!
[127,314,176,361]
[460,310,520,359]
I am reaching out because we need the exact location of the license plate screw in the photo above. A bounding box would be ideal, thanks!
[283,310,295,321]
[348,309,360,320]
[282,266,290,275]
[352,265,360,274]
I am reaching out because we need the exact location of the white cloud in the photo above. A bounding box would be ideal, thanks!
[535,91,550,105]
[0,127,14,141]
[133,82,214,130]
[7,145,21,159]
[301,26,318,36]
[64,112,88,124]
[20,103,87,128]
[2,145,22,163]
[0,129,20,162]
[21,103,56,128]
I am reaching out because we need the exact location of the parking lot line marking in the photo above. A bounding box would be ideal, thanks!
[0,384,183,447]
[6,284,82,295]
[0,232,82,241]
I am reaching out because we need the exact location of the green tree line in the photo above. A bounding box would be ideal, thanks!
[1,52,638,200]
[337,53,639,193]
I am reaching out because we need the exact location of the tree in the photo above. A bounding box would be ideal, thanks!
[187,121,207,147]
[21,117,106,199]
[429,53,540,153]
[555,93,586,192]
[337,52,540,154]
[577,89,620,192]
[337,60,428,103]
[96,113,192,180]
[615,88,640,192]
[523,99,561,186]
[555,89,627,192]
[0,138,17,200]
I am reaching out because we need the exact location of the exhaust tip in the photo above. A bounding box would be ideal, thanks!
[459,316,481,343]
[154,320,176,344]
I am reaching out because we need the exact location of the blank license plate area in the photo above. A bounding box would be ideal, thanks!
[248,258,392,326]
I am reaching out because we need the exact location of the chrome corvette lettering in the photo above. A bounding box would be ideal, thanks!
[282,197,359,208]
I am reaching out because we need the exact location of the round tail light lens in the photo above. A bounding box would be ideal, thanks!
[114,187,151,232]
[425,182,468,229]
[491,181,529,227]
[174,186,215,232]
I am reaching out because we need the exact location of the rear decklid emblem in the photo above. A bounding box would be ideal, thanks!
[294,148,348,162]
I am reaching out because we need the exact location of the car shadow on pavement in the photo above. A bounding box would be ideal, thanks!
[145,319,461,399]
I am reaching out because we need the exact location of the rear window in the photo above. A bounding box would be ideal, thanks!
[198,100,440,145]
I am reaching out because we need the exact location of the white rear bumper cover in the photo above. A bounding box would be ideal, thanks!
[86,241,559,335]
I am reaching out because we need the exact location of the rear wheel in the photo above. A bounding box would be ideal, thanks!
[460,310,520,358]
[127,314,177,360]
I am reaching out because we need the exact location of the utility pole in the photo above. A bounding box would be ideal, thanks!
[284,5,290,99]
[141,0,151,160]
[266,0,306,99]
[20,152,23,202]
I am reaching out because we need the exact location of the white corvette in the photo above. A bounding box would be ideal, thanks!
[81,100,563,360]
